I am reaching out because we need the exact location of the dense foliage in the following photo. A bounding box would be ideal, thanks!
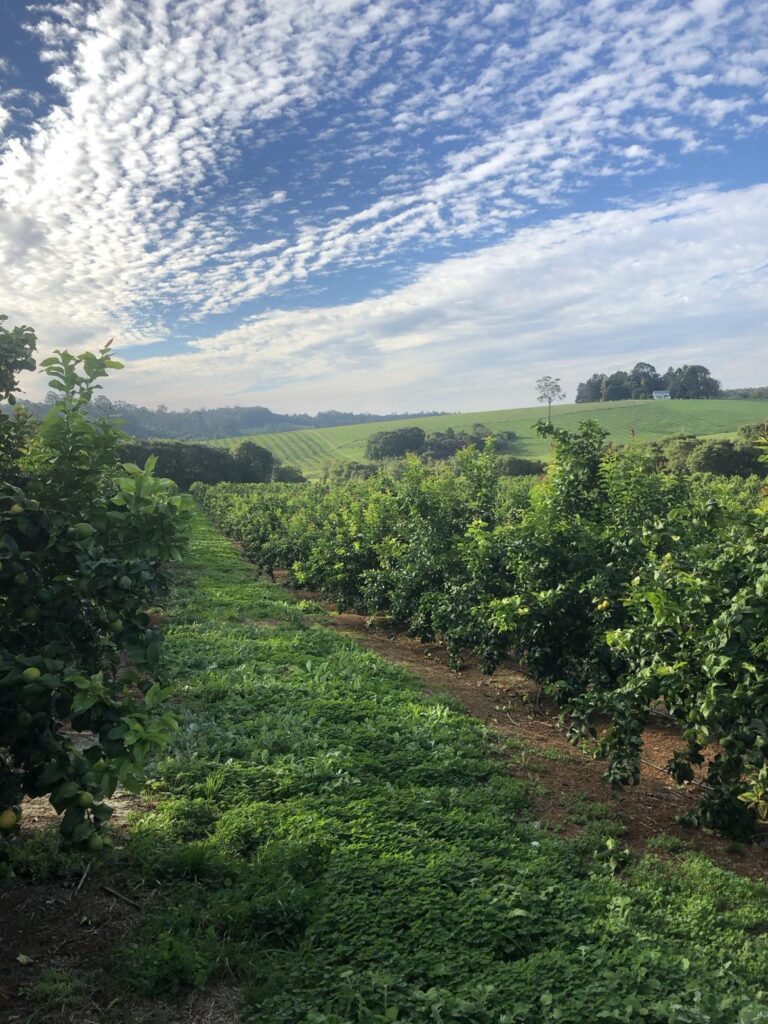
[649,433,767,478]
[365,425,427,459]
[119,438,304,490]
[323,450,543,484]
[576,362,721,402]
[0,320,192,864]
[25,512,766,1021]
[739,419,768,442]
[723,387,768,400]
[496,454,546,477]
[196,426,768,836]
[365,423,519,461]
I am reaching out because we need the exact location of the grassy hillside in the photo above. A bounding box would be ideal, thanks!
[212,399,768,476]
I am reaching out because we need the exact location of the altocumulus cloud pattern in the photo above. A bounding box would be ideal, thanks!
[0,0,766,410]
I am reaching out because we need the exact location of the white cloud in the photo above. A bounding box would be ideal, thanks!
[486,3,515,24]
[1,0,767,407]
[1,0,401,345]
[86,184,768,412]
[724,65,764,87]
[623,144,653,160]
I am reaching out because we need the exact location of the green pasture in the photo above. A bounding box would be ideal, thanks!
[211,399,768,475]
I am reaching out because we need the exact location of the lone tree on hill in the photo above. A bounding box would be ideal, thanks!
[535,376,566,424]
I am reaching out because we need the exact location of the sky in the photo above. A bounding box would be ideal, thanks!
[0,0,766,413]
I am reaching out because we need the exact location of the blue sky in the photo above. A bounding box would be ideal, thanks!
[0,0,766,412]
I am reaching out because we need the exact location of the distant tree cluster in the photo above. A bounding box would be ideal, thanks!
[365,424,518,462]
[15,395,448,441]
[645,424,767,478]
[272,464,307,483]
[119,439,305,490]
[575,363,721,402]
[365,426,427,460]
[495,455,546,477]
[721,386,768,400]
[322,461,384,484]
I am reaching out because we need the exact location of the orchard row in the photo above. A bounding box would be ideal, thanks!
[194,423,768,837]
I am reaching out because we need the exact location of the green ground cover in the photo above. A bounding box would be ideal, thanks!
[16,511,768,1022]
[128,516,768,1018]
[211,399,768,476]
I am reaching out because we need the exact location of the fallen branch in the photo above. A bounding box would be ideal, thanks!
[101,884,141,910]
[639,757,709,790]
[73,857,93,898]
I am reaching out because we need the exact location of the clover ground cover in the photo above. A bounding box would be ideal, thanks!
[14,511,765,1021]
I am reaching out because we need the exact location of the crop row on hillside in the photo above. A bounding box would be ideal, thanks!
[211,398,768,476]
[194,425,768,836]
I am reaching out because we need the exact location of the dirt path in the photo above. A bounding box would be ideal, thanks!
[291,593,768,882]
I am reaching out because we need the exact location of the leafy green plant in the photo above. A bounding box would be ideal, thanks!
[23,967,87,1011]
[0,319,192,860]
[594,837,631,875]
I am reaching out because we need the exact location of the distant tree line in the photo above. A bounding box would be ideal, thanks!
[16,394,448,441]
[365,424,519,461]
[721,386,768,400]
[576,362,721,402]
[120,439,305,490]
[344,419,768,484]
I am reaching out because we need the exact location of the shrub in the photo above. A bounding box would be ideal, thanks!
[365,426,426,460]
[738,419,768,443]
[119,438,277,490]
[1,320,192,864]
[685,438,765,477]
[271,464,306,483]
[652,434,766,478]
[496,455,545,476]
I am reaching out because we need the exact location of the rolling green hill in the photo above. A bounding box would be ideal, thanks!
[212,399,768,476]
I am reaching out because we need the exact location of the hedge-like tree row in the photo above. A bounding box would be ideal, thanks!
[194,428,768,837]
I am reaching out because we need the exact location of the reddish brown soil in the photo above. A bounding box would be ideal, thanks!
[289,591,768,883]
